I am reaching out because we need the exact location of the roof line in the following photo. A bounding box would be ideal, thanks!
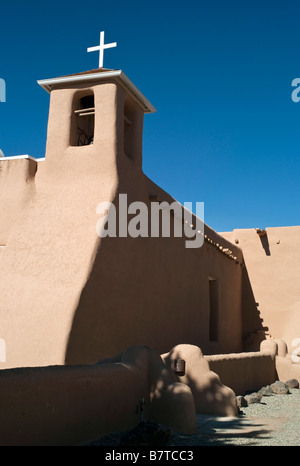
[37,69,156,114]
[0,155,45,162]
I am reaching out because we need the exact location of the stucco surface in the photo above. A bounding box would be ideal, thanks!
[0,77,246,369]
[221,226,300,353]
[0,70,299,445]
[162,344,238,416]
[0,344,241,445]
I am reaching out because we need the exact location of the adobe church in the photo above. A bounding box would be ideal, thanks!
[0,35,299,445]
[0,65,246,368]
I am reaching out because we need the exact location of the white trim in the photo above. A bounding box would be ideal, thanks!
[118,71,156,114]
[0,155,45,162]
[37,70,156,114]
[37,70,122,90]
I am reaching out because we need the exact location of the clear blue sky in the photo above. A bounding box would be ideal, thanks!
[0,0,299,232]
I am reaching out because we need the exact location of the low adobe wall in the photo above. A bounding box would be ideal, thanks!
[1,340,296,445]
[0,344,239,446]
[0,346,196,446]
[205,341,278,395]
[162,344,238,416]
[0,363,147,446]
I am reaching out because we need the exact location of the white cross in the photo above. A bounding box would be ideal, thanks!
[87,31,117,68]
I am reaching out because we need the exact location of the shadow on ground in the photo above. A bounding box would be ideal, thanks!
[169,413,282,446]
[83,413,279,447]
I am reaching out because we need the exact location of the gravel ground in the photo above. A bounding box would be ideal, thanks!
[170,388,300,446]
[85,388,300,447]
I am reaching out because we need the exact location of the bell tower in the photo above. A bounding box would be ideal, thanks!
[37,69,156,172]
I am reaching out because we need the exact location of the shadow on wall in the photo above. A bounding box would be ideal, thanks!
[65,196,206,365]
[241,264,268,351]
[256,229,271,256]
[65,192,268,364]
[260,233,271,256]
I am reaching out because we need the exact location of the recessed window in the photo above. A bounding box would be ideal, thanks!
[124,99,134,159]
[208,277,219,342]
[70,92,95,146]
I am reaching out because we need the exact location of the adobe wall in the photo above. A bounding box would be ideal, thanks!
[0,157,37,245]
[221,226,300,353]
[65,172,245,364]
[0,82,119,369]
[205,351,276,395]
[0,362,146,446]
[205,338,300,395]
[0,79,246,370]
[0,345,238,446]
[161,344,238,416]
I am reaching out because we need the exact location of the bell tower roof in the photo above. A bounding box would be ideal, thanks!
[37,68,156,114]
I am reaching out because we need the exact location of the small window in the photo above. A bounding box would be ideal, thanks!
[71,92,95,146]
[124,99,134,159]
[208,277,219,342]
